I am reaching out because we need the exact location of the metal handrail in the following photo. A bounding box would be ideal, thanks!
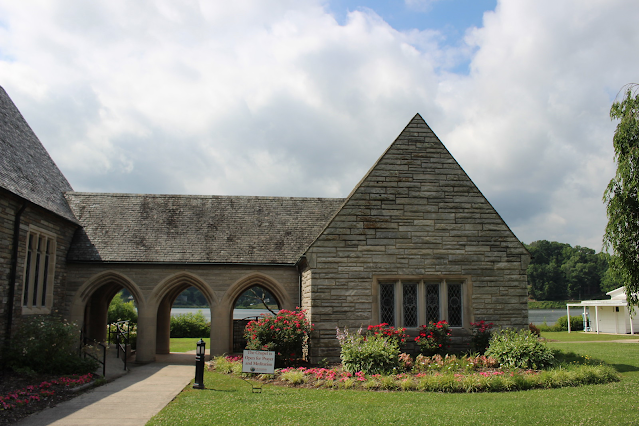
[111,320,130,371]
[81,331,106,377]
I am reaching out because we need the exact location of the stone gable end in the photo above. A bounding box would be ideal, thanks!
[301,114,530,361]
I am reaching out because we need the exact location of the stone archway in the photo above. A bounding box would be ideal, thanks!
[68,271,143,345]
[150,272,217,355]
[231,285,281,352]
[221,273,293,353]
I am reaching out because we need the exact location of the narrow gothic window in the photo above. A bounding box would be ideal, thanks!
[22,229,56,313]
[402,282,418,328]
[448,282,463,327]
[425,282,440,323]
[379,282,395,326]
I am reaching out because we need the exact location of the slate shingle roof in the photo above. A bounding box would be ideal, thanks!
[0,87,78,223]
[65,192,345,264]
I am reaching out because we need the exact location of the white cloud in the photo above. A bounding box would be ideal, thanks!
[1,0,638,250]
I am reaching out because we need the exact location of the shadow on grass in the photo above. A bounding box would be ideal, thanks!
[197,388,237,392]
[551,350,639,373]
[610,364,639,373]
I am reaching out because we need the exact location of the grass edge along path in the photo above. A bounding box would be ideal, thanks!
[148,341,638,425]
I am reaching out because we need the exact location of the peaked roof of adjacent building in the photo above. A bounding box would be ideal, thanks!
[304,113,528,257]
[0,86,78,223]
[66,192,344,264]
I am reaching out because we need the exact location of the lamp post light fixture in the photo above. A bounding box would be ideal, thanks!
[193,339,206,389]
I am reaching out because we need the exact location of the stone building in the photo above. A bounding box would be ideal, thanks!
[0,87,80,344]
[0,85,529,364]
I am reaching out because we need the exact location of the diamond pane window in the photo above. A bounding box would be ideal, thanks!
[425,283,440,323]
[402,282,418,328]
[380,283,395,326]
[377,279,465,328]
[448,282,462,327]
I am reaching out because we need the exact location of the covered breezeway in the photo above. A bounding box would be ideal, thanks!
[66,266,298,363]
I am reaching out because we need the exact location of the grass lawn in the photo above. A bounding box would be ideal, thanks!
[170,338,211,353]
[541,331,638,342]
[149,338,639,425]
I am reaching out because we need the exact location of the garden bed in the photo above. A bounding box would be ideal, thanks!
[208,352,620,393]
[0,370,98,424]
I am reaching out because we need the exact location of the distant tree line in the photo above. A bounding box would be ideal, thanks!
[173,287,208,307]
[525,240,622,301]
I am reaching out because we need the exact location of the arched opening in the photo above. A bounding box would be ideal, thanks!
[83,282,140,348]
[153,274,214,355]
[231,285,280,352]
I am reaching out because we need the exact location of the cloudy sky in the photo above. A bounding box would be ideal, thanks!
[1,0,637,250]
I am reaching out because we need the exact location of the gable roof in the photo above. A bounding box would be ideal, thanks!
[303,113,528,259]
[66,192,344,264]
[0,86,78,223]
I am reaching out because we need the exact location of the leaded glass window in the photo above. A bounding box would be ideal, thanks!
[22,229,56,312]
[402,282,418,328]
[380,283,395,326]
[41,240,51,306]
[448,282,463,327]
[377,279,465,328]
[425,283,440,323]
[23,234,33,307]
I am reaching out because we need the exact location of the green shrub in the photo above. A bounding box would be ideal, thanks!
[553,315,584,331]
[243,308,313,366]
[485,328,555,370]
[414,321,451,356]
[4,315,98,375]
[537,315,584,332]
[170,311,210,338]
[336,327,400,375]
[107,295,138,324]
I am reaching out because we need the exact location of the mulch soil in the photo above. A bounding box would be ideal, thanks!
[0,369,97,425]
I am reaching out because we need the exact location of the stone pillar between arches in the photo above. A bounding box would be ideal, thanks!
[136,304,157,363]
[156,297,172,354]
[210,304,230,356]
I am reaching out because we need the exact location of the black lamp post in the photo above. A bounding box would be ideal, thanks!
[193,339,205,389]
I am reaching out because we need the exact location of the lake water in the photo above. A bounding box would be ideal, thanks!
[171,307,276,321]
[172,307,566,325]
[528,309,567,326]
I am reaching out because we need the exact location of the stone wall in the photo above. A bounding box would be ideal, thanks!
[302,115,530,362]
[0,189,78,342]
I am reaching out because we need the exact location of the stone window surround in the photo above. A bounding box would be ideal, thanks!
[21,226,56,315]
[371,275,473,329]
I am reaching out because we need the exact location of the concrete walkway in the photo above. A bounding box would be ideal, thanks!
[15,359,195,426]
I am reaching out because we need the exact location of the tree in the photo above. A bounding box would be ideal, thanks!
[603,83,639,310]
[107,292,138,324]
[525,240,615,301]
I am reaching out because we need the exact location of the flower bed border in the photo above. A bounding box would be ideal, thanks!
[0,373,95,411]
[209,355,620,393]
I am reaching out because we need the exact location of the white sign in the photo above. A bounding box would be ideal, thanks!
[242,350,275,374]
